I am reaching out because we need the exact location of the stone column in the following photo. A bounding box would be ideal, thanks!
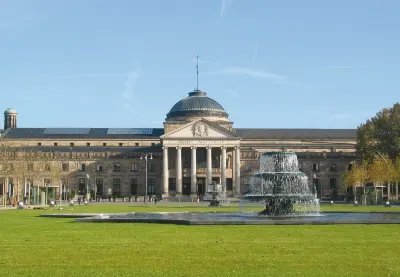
[234,146,241,195]
[176,147,182,195]
[162,146,169,197]
[206,146,212,187]
[190,147,197,197]
[221,146,227,193]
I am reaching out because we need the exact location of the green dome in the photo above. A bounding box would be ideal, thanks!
[4,108,17,114]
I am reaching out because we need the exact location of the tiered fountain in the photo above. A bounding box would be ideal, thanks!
[202,182,229,206]
[242,152,320,216]
[43,152,400,225]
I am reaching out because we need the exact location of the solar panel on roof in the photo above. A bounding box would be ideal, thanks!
[43,128,91,135]
[107,128,153,135]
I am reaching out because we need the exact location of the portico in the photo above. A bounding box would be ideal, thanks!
[161,119,241,197]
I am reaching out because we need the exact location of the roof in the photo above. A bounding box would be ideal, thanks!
[9,145,163,153]
[166,90,228,119]
[235,128,357,140]
[0,127,357,140]
[1,128,164,139]
[4,108,17,114]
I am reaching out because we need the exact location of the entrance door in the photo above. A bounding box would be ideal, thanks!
[197,178,205,195]
[182,177,191,195]
[78,178,85,195]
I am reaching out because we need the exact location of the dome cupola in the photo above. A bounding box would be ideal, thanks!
[166,89,228,121]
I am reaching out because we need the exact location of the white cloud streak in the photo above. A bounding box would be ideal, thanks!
[220,0,233,17]
[204,66,284,79]
[122,67,142,114]
[320,65,359,70]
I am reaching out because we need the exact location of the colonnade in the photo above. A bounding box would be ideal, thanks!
[162,146,240,196]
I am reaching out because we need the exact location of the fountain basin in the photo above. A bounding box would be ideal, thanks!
[40,212,400,225]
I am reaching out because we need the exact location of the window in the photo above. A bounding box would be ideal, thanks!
[312,163,319,171]
[148,164,155,172]
[119,143,123,146]
[135,143,139,146]
[113,178,121,194]
[45,164,50,171]
[78,178,86,194]
[130,178,137,195]
[151,143,155,146]
[79,163,86,172]
[70,142,74,146]
[329,164,336,172]
[0,178,3,195]
[54,142,58,146]
[148,178,155,195]
[169,178,176,191]
[131,163,138,172]
[330,178,337,190]
[245,163,252,171]
[96,164,103,172]
[113,163,121,172]
[44,178,51,186]
[27,163,34,171]
[95,178,103,196]
[37,142,41,146]
[347,164,353,171]
[62,163,69,171]
[86,143,90,146]
[103,143,107,146]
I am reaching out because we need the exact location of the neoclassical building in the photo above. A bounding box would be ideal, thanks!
[0,89,357,204]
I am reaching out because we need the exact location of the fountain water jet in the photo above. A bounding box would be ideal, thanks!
[202,182,229,206]
[242,152,320,216]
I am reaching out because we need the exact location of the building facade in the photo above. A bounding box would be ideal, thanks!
[0,89,357,204]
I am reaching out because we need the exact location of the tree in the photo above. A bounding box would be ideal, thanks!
[357,103,400,161]
[12,149,28,203]
[35,152,63,205]
[367,157,390,204]
[341,161,368,204]
[0,142,13,206]
[393,156,400,203]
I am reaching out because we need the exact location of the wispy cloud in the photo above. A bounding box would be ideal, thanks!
[122,67,142,107]
[220,0,233,17]
[320,65,359,70]
[328,114,352,120]
[204,66,284,79]
[82,73,129,78]
[198,59,284,80]
[253,40,258,66]
[224,89,239,98]
[123,103,143,116]
[57,75,74,79]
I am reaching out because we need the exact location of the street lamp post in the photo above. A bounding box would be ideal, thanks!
[140,153,153,203]
[86,174,90,202]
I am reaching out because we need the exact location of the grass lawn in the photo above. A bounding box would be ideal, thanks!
[0,204,399,277]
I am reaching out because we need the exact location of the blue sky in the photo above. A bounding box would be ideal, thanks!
[0,0,399,129]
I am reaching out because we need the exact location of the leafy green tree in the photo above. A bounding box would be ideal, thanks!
[357,103,400,161]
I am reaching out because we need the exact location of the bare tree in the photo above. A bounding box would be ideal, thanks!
[0,142,13,206]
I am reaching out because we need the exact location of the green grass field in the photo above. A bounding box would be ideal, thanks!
[0,204,399,277]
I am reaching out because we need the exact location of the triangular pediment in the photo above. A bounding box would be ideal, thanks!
[161,119,240,140]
